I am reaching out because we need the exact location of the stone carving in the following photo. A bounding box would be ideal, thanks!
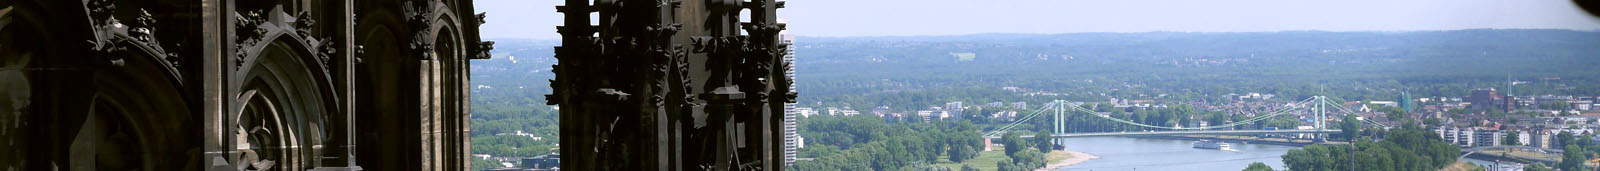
[317,37,337,65]
[6,1,488,170]
[647,24,679,106]
[88,39,126,67]
[128,9,183,72]
[84,0,124,67]
[737,22,786,105]
[86,0,116,25]
[353,45,365,64]
[471,12,493,60]
[84,0,184,73]
[472,41,494,59]
[675,45,697,109]
[475,12,487,26]
[167,51,182,70]
[553,0,787,170]
[294,12,317,39]
[774,45,796,103]
[234,43,250,68]
[129,9,159,44]
[235,10,268,68]
[235,11,267,45]
[404,0,435,60]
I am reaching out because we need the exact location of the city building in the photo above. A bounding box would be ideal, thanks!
[1399,92,1414,112]
[1573,101,1594,111]
[916,110,935,122]
[1530,130,1553,149]
[1473,130,1503,147]
[1369,101,1398,107]
[993,111,1020,121]
[1437,126,1480,147]
[1471,88,1499,110]
[1437,126,1513,147]
[780,23,800,167]
[522,153,562,170]
[795,107,817,118]
[1436,127,1453,144]
[946,101,965,119]
[1458,128,1476,147]
[840,110,861,116]
[1517,131,1531,147]
[1504,95,1517,113]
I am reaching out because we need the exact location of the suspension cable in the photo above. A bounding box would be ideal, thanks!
[985,96,1326,137]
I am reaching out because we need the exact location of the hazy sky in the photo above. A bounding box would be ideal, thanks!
[474,0,1600,40]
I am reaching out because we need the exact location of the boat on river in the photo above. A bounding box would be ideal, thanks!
[1193,140,1231,150]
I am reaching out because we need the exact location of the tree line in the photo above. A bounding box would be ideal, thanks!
[792,115,986,170]
[1282,124,1460,171]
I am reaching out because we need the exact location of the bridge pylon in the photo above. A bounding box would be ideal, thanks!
[1053,100,1067,149]
[1314,95,1329,142]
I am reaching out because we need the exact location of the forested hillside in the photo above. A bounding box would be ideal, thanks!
[467,29,1600,161]
[793,29,1600,110]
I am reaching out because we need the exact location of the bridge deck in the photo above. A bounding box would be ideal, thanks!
[988,129,1341,138]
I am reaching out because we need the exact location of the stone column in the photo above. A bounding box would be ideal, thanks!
[202,0,233,169]
[311,0,361,170]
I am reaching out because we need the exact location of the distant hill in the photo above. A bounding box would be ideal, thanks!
[795,29,1598,71]
[469,39,557,105]
[465,30,1600,159]
[471,29,1600,109]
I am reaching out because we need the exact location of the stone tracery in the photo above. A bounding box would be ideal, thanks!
[0,0,487,170]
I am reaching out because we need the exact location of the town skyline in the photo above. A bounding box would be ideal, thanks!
[474,0,1600,39]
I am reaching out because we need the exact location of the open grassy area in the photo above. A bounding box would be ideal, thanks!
[1479,149,1559,161]
[949,52,977,61]
[1044,150,1073,164]
[1440,161,1485,171]
[931,146,1075,170]
[933,147,1011,170]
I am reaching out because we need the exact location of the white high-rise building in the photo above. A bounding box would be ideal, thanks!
[779,19,800,167]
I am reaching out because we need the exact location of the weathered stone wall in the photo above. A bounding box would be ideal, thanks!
[0,0,487,170]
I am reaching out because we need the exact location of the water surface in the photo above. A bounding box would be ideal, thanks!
[1059,137,1298,171]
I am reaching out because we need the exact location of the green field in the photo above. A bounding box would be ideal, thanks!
[932,146,1075,170]
[949,52,976,61]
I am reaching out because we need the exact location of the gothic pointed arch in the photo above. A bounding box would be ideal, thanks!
[425,7,471,169]
[351,4,424,170]
[424,4,464,59]
[5,0,201,170]
[73,50,196,170]
[1,0,485,170]
[226,35,341,170]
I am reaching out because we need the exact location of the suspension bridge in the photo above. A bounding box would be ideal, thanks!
[983,96,1371,143]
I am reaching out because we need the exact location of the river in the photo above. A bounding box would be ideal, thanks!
[1057,137,1299,171]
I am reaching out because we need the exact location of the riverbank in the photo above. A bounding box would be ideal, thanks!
[1464,149,1559,166]
[935,147,1101,170]
[1441,161,1486,171]
[1038,150,1099,171]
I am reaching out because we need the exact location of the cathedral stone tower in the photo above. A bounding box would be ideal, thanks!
[549,0,792,170]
